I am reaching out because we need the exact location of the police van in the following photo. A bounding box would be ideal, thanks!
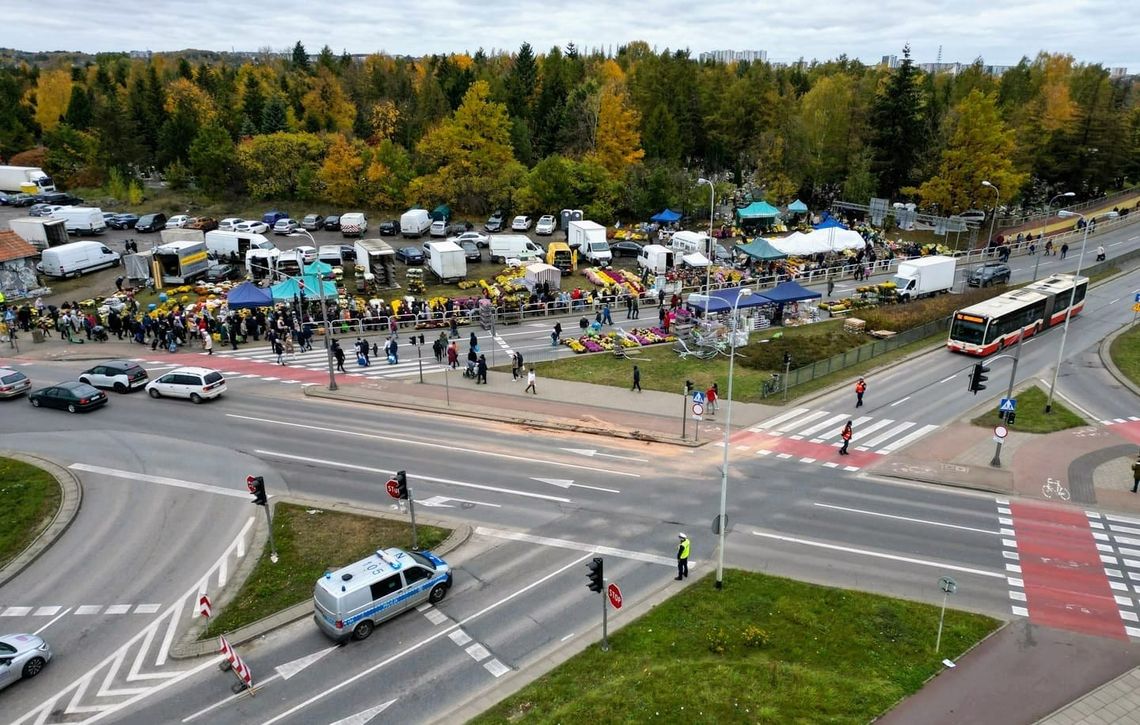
[313,547,452,642]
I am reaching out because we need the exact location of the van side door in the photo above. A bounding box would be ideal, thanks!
[401,565,434,605]
[369,574,404,624]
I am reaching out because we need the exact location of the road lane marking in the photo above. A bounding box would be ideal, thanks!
[750,530,1004,579]
[68,464,248,499]
[889,396,911,407]
[33,606,62,616]
[877,424,940,453]
[33,607,71,635]
[261,554,594,725]
[255,450,572,503]
[475,526,676,566]
[753,407,810,430]
[938,374,958,383]
[229,414,640,478]
[813,503,1001,535]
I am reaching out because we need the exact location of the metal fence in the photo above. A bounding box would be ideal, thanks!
[998,185,1140,229]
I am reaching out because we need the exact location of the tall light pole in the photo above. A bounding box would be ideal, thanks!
[1035,191,1075,281]
[697,177,715,320]
[716,286,752,590]
[290,230,338,391]
[1044,210,1090,414]
[981,180,1000,248]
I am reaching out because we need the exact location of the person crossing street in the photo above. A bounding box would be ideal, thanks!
[839,420,853,455]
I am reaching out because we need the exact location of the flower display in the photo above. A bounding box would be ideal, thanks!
[561,326,677,354]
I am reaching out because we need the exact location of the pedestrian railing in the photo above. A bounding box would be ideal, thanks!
[998,185,1140,229]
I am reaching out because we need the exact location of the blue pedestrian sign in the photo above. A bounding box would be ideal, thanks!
[999,398,1017,413]
[692,391,706,405]
[1135,293,1140,304]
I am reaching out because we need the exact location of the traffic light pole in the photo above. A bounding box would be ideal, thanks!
[264,505,278,564]
[989,333,1024,468]
[601,575,610,652]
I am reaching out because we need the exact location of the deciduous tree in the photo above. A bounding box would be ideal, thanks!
[316,134,364,206]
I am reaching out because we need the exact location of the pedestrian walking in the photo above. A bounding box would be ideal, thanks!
[524,367,537,394]
[511,351,521,380]
[855,377,866,408]
[274,339,285,365]
[1132,453,1140,493]
[433,337,443,364]
[476,354,488,384]
[706,383,718,415]
[602,303,613,326]
[202,330,213,355]
[449,317,459,339]
[284,336,295,360]
[447,341,459,369]
[625,295,633,319]
[551,329,559,347]
[1060,243,1069,260]
[675,533,690,580]
[332,340,346,372]
[469,331,478,350]
[554,321,562,342]
[389,336,399,364]
[115,275,124,292]
[631,296,640,319]
[827,278,835,298]
[839,420,853,455]
[632,365,641,392]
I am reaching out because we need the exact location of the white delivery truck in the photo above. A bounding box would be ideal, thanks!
[275,249,305,278]
[340,212,368,238]
[160,229,205,244]
[318,244,346,267]
[9,217,69,252]
[669,230,710,256]
[424,240,467,282]
[566,220,607,252]
[205,230,275,261]
[353,238,397,287]
[488,234,543,264]
[51,206,106,235]
[152,241,209,284]
[0,165,55,194]
[892,255,956,301]
[400,209,431,238]
[246,248,280,282]
[38,241,120,278]
[637,244,675,275]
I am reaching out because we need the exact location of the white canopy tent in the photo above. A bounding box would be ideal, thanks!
[768,228,865,256]
[523,263,562,292]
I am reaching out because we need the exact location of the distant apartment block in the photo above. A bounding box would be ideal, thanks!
[699,49,767,64]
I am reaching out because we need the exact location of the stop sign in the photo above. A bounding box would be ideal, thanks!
[607,583,623,610]
[386,478,400,499]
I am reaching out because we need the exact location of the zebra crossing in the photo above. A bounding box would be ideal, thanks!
[728,406,940,472]
[209,346,452,383]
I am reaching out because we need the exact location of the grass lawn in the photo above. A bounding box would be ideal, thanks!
[1111,323,1140,388]
[0,457,61,569]
[970,385,1085,433]
[204,503,449,637]
[472,571,999,724]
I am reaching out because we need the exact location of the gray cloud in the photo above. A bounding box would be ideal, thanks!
[8,0,1135,69]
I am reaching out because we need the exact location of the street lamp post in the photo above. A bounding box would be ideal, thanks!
[290,230,338,391]
[981,181,1000,249]
[1044,210,1090,414]
[1035,192,1075,281]
[716,287,752,590]
[697,178,715,320]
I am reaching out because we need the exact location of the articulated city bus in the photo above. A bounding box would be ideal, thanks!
[946,274,1088,356]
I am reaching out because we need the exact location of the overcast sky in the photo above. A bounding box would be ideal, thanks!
[8,0,1136,71]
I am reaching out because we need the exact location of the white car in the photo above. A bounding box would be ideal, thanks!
[511,215,532,231]
[0,633,52,691]
[535,215,556,235]
[165,214,190,229]
[234,221,269,234]
[294,245,318,263]
[452,231,490,248]
[219,218,245,231]
[145,366,227,404]
[78,360,149,393]
[273,218,299,235]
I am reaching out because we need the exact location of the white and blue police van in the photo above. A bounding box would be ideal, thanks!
[313,547,453,642]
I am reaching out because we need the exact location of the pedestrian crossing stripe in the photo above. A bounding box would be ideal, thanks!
[744,407,940,465]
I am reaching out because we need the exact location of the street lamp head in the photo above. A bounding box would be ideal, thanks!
[697,177,710,185]
[1061,192,1076,197]
[1057,210,1082,219]
[738,287,753,299]
[981,180,994,188]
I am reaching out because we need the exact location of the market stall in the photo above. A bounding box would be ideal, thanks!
[523,263,561,293]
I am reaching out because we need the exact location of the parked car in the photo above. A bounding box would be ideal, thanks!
[302,213,325,231]
[186,217,219,231]
[218,217,245,231]
[323,215,341,231]
[135,212,168,232]
[28,381,108,413]
[0,368,32,399]
[202,263,242,282]
[165,214,190,229]
[145,366,227,404]
[108,213,139,230]
[446,222,471,236]
[27,204,53,217]
[610,240,643,258]
[395,246,425,265]
[339,244,356,261]
[101,212,117,227]
[35,192,81,206]
[294,245,318,263]
[262,210,289,226]
[535,215,557,235]
[78,360,149,393]
[273,218,299,235]
[5,193,35,207]
[234,220,269,234]
[378,219,399,236]
[511,215,533,231]
[0,633,52,691]
[968,262,1012,287]
[0,191,13,205]
[459,240,481,262]
[453,230,490,248]
[429,219,448,237]
[484,210,507,233]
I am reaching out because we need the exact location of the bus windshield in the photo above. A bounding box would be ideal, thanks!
[950,316,987,345]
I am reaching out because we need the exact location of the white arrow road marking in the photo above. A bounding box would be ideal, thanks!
[559,447,649,463]
[417,495,501,508]
[276,645,340,680]
[329,699,399,725]
[531,477,621,493]
[69,463,249,499]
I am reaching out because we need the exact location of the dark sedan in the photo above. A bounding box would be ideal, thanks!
[4,192,35,207]
[203,263,242,282]
[395,246,425,265]
[109,213,139,230]
[323,215,341,231]
[378,219,399,236]
[29,381,108,413]
[459,240,481,262]
[610,240,644,258]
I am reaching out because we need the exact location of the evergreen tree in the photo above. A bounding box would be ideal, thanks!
[868,45,926,197]
[317,45,337,71]
[642,104,681,164]
[506,42,537,120]
[241,76,265,128]
[239,115,258,138]
[292,41,310,72]
[261,96,288,134]
[189,122,237,196]
[62,86,94,130]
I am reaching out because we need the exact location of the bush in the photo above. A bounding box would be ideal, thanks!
[707,627,732,655]
[742,625,770,648]
[858,286,1008,331]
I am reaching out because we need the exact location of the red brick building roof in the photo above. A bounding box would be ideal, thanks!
[0,230,38,263]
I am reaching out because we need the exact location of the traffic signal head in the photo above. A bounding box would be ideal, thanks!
[969,363,990,394]
[1006,411,1016,426]
[586,557,604,593]
[247,476,267,506]
[396,470,408,500]
[783,351,792,367]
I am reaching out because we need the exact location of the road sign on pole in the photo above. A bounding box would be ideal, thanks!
[935,576,958,654]
[994,425,1008,439]
[607,583,623,610]
[691,402,704,420]
[198,594,212,619]
[692,391,706,405]
[999,398,1017,413]
[386,478,400,499]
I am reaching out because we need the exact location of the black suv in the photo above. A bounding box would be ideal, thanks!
[968,262,1012,287]
[378,219,399,235]
[484,210,506,233]
[135,212,168,233]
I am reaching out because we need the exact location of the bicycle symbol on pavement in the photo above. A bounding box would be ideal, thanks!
[1042,477,1071,501]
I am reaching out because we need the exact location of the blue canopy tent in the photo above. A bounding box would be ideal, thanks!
[690,287,774,314]
[650,208,682,223]
[761,280,822,304]
[736,238,787,260]
[813,213,848,230]
[787,199,809,214]
[225,281,273,309]
[270,275,337,302]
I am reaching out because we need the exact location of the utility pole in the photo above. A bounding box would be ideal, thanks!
[990,331,1024,468]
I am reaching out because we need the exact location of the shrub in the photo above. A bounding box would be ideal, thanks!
[858,286,1008,331]
[707,627,731,655]
[742,625,770,648]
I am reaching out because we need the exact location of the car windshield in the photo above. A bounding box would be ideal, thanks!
[408,551,437,571]
[950,316,987,345]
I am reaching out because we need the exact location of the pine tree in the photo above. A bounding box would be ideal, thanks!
[62,86,94,130]
[261,96,288,134]
[869,45,926,197]
[292,42,310,72]
[506,42,537,120]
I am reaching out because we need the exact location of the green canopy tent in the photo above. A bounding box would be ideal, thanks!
[735,238,788,261]
[787,199,809,214]
[270,275,337,302]
[735,200,782,231]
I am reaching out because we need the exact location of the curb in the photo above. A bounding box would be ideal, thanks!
[169,498,472,659]
[1099,323,1140,400]
[0,452,82,589]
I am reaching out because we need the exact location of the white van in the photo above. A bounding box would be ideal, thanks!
[488,234,544,264]
[400,209,431,238]
[638,244,675,275]
[314,547,453,642]
[38,241,120,278]
[205,230,275,260]
[340,212,368,238]
[51,206,106,235]
[318,244,346,267]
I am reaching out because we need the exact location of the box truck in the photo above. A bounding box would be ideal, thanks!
[637,244,675,275]
[9,218,69,251]
[400,209,431,237]
[488,234,543,264]
[892,255,956,301]
[567,220,607,252]
[38,241,120,278]
[353,238,397,288]
[0,166,55,194]
[205,230,275,261]
[159,229,205,244]
[152,241,209,284]
[424,240,467,282]
[51,206,106,235]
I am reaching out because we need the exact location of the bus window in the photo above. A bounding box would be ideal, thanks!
[951,316,987,345]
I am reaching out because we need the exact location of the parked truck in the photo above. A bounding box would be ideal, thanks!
[891,255,956,301]
[637,244,675,275]
[51,206,106,235]
[0,165,55,194]
[353,238,397,288]
[424,240,467,282]
[9,217,69,252]
[152,241,210,284]
[546,241,577,273]
[566,220,607,252]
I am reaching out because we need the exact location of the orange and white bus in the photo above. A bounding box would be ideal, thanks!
[947,274,1088,356]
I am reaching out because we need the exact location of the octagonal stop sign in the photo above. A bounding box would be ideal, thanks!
[607,582,623,610]
[386,478,400,499]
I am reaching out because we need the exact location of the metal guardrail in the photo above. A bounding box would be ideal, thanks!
[998,185,1140,229]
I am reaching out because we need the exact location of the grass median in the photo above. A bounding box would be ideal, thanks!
[970,385,1085,433]
[1110,323,1140,388]
[205,503,449,637]
[0,457,61,569]
[472,570,999,724]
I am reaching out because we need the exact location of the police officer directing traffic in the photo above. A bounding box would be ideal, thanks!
[675,533,690,580]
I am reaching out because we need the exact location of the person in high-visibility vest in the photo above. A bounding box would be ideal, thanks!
[675,533,690,580]
[839,420,853,455]
[855,378,867,408]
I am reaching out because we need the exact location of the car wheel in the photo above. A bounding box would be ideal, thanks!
[352,620,374,641]
[190,393,203,404]
[30,398,40,407]
[114,382,127,393]
[79,376,90,385]
[67,403,78,413]
[148,388,161,399]
[429,583,448,604]
[22,656,46,679]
